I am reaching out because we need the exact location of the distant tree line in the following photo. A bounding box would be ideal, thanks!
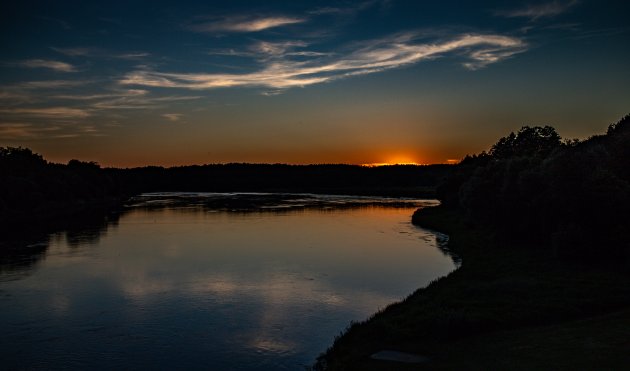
[0,147,451,223]
[0,147,127,222]
[115,163,451,196]
[437,114,630,260]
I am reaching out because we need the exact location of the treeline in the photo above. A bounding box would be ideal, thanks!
[115,163,451,196]
[437,114,630,260]
[0,148,128,223]
[0,148,451,223]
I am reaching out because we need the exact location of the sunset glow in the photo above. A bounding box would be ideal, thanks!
[361,162,422,167]
[1,1,628,166]
[361,154,425,167]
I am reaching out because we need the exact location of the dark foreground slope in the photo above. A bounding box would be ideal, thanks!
[314,115,630,370]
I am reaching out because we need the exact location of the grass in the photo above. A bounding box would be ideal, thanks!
[427,308,630,370]
[313,206,630,370]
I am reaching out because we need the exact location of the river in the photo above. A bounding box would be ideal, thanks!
[0,193,456,370]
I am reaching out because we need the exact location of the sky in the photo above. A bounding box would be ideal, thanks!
[0,0,629,167]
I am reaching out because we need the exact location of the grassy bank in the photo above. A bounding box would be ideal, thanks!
[313,205,630,370]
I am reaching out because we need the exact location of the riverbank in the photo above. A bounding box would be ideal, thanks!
[313,205,630,370]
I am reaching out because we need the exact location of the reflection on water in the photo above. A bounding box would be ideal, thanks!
[0,193,456,370]
[0,210,119,280]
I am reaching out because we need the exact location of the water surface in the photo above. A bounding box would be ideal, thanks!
[0,193,456,370]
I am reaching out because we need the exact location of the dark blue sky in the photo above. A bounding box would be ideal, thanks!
[1,0,628,165]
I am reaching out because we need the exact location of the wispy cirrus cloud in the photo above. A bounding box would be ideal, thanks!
[15,80,89,89]
[115,52,151,60]
[0,122,61,139]
[252,41,308,56]
[0,82,200,123]
[19,59,77,72]
[206,41,328,61]
[190,1,385,34]
[51,46,151,61]
[308,0,390,16]
[0,122,106,139]
[0,79,92,107]
[189,15,305,33]
[50,47,93,57]
[162,113,183,122]
[89,93,201,110]
[53,89,149,101]
[0,107,91,119]
[0,91,34,103]
[0,80,94,105]
[496,0,579,21]
[120,33,526,92]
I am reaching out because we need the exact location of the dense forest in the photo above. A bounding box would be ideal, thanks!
[0,148,450,224]
[435,114,630,260]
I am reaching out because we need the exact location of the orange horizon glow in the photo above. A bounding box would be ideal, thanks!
[361,154,427,167]
[37,151,462,168]
[360,162,424,167]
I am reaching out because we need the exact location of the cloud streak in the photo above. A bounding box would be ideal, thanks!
[0,80,96,106]
[50,47,151,60]
[50,47,93,57]
[0,107,91,119]
[115,52,151,60]
[120,33,526,91]
[0,82,201,126]
[307,0,390,16]
[496,0,579,21]
[162,113,183,122]
[20,59,77,72]
[53,89,149,101]
[190,16,305,33]
[0,122,105,139]
[89,93,201,110]
[15,80,89,89]
[0,123,61,139]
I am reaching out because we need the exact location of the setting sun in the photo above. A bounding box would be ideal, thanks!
[361,154,424,167]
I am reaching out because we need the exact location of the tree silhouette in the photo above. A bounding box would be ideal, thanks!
[0,147,47,174]
[438,115,630,261]
[489,125,561,159]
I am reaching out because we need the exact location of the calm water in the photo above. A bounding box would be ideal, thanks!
[0,193,456,370]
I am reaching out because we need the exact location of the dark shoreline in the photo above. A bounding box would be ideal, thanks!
[313,205,630,370]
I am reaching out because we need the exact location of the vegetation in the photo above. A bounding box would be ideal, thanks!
[439,115,630,260]
[115,162,450,197]
[314,114,630,370]
[0,147,127,224]
[0,149,450,224]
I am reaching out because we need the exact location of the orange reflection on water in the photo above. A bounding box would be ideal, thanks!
[0,202,456,369]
